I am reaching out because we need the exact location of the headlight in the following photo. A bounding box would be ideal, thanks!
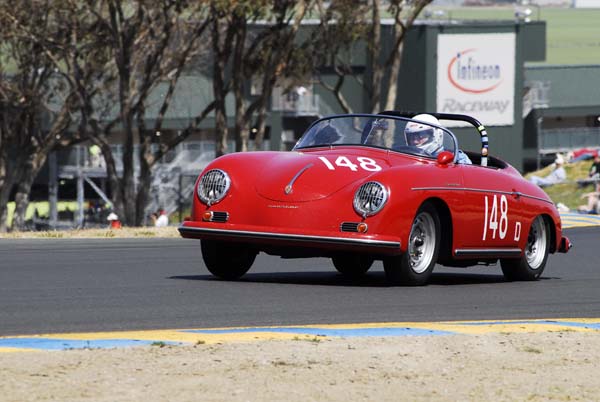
[353,181,388,217]
[197,169,231,206]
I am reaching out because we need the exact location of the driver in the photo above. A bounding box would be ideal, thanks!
[404,114,472,164]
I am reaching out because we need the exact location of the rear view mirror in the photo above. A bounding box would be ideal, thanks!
[437,151,454,166]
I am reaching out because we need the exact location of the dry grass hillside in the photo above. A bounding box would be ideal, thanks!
[524,159,596,210]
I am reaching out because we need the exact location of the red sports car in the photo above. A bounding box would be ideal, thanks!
[179,112,571,285]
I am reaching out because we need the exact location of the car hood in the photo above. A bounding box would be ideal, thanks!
[255,150,390,202]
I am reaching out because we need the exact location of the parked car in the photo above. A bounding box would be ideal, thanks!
[179,112,571,285]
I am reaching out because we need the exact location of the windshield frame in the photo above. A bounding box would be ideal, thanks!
[293,113,459,162]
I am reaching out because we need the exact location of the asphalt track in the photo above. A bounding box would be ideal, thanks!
[0,225,598,342]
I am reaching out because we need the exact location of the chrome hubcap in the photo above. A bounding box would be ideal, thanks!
[526,217,547,270]
[408,212,436,274]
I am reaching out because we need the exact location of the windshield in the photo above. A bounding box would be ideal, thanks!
[294,115,458,159]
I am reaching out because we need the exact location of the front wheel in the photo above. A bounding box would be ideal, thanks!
[332,254,374,279]
[201,240,257,280]
[383,203,441,286]
[501,216,550,281]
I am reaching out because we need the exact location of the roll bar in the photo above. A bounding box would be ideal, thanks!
[379,111,490,167]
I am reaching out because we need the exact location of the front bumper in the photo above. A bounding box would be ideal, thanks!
[178,221,402,255]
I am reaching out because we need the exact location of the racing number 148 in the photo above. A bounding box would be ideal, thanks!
[482,194,507,241]
[318,156,382,172]
[482,194,522,241]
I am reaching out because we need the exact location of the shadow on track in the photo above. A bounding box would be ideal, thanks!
[169,271,532,287]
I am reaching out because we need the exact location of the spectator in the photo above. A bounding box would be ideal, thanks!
[152,209,169,227]
[106,212,121,229]
[576,154,600,188]
[530,154,567,187]
[589,154,600,180]
[577,182,600,214]
[567,148,599,163]
[88,144,103,168]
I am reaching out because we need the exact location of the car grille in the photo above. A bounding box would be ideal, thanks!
[340,222,360,232]
[208,212,229,223]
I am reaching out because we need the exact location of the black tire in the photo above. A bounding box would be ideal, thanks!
[200,240,256,280]
[332,254,374,279]
[383,203,441,286]
[501,216,550,281]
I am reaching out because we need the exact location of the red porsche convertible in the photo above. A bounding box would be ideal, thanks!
[179,112,571,285]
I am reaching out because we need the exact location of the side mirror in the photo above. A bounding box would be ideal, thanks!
[437,151,454,166]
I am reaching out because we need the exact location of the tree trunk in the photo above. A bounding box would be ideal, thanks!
[214,99,229,157]
[0,147,26,232]
[118,112,137,226]
[233,17,248,153]
[211,16,230,157]
[0,154,8,231]
[384,40,404,111]
[253,106,268,151]
[123,126,140,227]
[0,158,15,232]
[234,74,249,152]
[368,0,382,113]
[12,170,36,231]
[97,136,124,221]
[12,150,49,231]
[135,134,153,226]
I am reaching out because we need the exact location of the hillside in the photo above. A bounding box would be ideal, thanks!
[524,159,596,210]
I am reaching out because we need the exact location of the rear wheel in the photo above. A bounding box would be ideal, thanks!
[332,255,374,279]
[501,216,549,281]
[201,240,256,280]
[384,203,440,286]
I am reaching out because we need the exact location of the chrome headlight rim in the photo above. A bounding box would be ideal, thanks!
[197,169,231,206]
[353,181,388,218]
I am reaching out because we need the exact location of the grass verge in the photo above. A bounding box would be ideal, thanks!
[0,226,180,239]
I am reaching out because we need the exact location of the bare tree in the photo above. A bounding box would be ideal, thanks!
[0,1,80,231]
[209,0,312,154]
[242,1,310,152]
[58,1,213,226]
[209,1,236,157]
[313,0,432,113]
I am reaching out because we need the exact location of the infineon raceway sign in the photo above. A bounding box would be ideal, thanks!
[437,33,516,126]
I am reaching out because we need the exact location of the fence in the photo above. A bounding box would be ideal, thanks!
[539,127,600,155]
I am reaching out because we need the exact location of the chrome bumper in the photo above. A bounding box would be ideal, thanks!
[178,225,401,252]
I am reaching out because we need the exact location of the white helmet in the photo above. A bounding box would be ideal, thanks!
[404,114,443,155]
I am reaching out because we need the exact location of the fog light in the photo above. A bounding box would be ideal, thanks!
[357,223,368,233]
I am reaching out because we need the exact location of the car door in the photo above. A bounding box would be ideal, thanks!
[455,164,526,250]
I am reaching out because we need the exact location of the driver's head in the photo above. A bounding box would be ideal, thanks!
[404,114,443,155]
